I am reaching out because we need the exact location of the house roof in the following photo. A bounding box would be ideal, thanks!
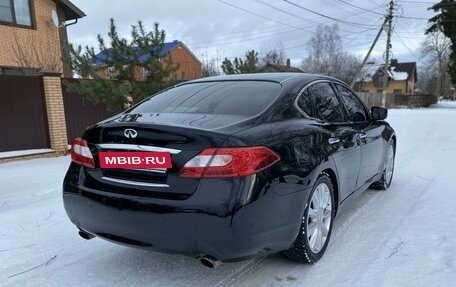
[390,61,417,81]
[53,0,86,20]
[94,41,183,65]
[362,60,417,82]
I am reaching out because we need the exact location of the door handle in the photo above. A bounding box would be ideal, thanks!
[328,137,340,144]
[359,133,367,139]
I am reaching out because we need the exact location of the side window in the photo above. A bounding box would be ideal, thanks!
[308,82,344,123]
[296,89,314,118]
[335,84,368,122]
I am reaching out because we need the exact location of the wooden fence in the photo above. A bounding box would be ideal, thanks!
[357,92,395,109]
[357,92,437,109]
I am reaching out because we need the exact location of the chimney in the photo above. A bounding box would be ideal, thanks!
[390,59,398,65]
[286,58,291,68]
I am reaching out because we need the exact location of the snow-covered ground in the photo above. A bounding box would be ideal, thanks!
[1,102,456,287]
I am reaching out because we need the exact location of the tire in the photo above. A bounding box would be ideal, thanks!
[371,140,395,190]
[282,174,335,263]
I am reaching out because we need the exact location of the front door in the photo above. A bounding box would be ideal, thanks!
[298,81,362,200]
[333,83,384,188]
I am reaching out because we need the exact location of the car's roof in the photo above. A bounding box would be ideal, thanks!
[185,73,335,84]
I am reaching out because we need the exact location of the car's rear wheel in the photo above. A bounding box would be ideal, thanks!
[282,174,335,263]
[372,140,395,190]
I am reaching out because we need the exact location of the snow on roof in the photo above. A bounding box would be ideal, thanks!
[361,61,414,82]
[390,66,409,81]
[364,64,381,79]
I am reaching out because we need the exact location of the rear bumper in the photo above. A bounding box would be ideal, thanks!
[63,164,311,262]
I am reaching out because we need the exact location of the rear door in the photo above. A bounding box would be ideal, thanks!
[334,83,385,187]
[297,81,361,200]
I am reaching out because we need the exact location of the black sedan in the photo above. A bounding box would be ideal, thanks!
[63,73,395,268]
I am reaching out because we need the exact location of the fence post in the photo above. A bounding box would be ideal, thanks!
[41,71,68,154]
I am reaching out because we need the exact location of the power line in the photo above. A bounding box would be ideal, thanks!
[190,27,303,49]
[253,0,376,33]
[366,0,387,8]
[337,0,385,16]
[188,25,302,46]
[254,0,322,25]
[397,1,435,4]
[321,0,377,23]
[394,30,420,59]
[282,0,378,28]
[218,0,314,33]
[283,26,380,51]
[396,15,429,20]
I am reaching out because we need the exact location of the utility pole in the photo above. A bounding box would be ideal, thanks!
[350,21,386,88]
[382,0,394,107]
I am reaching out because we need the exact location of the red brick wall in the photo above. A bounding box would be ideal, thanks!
[0,0,64,73]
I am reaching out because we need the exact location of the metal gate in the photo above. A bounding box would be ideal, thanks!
[0,75,50,152]
[62,78,115,143]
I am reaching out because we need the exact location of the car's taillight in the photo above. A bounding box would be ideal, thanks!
[179,146,280,178]
[71,137,95,168]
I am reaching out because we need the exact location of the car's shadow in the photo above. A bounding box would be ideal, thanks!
[92,246,301,286]
[76,188,382,286]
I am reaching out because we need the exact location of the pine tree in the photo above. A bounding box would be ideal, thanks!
[64,19,179,112]
[221,50,259,74]
[427,0,456,84]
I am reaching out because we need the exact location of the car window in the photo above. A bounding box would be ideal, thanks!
[335,84,368,122]
[296,89,314,118]
[130,81,282,116]
[307,82,344,123]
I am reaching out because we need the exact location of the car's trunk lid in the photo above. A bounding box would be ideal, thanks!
[80,113,255,199]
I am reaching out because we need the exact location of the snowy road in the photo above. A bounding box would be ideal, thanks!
[1,102,456,287]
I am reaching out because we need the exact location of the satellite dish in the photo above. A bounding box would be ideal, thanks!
[51,10,59,28]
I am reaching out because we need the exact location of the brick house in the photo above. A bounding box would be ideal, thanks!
[0,0,85,77]
[94,41,202,81]
[357,59,417,95]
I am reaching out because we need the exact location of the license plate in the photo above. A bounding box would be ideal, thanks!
[99,152,172,169]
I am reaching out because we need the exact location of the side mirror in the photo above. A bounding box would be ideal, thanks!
[371,106,388,120]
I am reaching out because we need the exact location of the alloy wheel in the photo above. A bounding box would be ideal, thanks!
[385,144,395,185]
[306,182,332,253]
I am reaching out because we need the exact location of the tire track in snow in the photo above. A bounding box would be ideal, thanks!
[214,256,267,287]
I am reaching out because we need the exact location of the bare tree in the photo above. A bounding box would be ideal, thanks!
[10,31,63,73]
[202,59,221,77]
[301,24,360,83]
[260,44,286,66]
[200,49,221,77]
[420,31,451,98]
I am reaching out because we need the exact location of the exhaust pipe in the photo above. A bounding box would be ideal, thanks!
[200,255,221,268]
[78,230,95,240]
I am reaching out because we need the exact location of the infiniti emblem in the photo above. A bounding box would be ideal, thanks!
[124,128,138,139]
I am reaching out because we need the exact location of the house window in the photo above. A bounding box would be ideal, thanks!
[143,67,150,79]
[0,0,33,27]
[393,89,402,94]
[107,67,115,79]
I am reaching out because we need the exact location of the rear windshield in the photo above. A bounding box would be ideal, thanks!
[129,81,282,116]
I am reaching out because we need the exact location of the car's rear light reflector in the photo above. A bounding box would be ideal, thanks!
[179,147,280,178]
[71,137,95,168]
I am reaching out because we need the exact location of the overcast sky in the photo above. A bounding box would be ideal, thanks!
[67,0,437,68]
